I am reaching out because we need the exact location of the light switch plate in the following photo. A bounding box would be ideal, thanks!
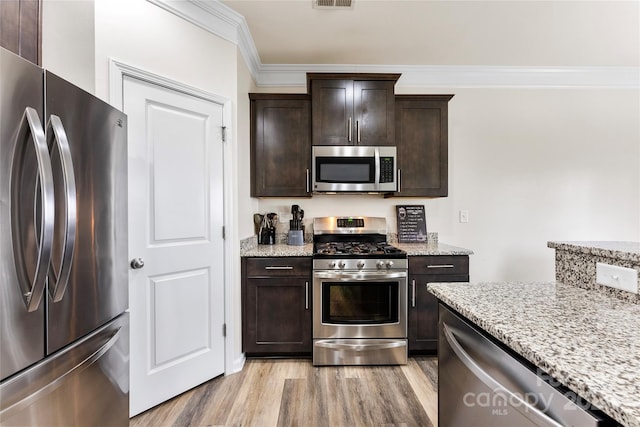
[596,263,638,294]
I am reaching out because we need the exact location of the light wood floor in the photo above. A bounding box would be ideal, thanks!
[130,357,438,427]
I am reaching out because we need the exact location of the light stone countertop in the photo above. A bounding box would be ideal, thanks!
[240,243,314,257]
[239,241,473,257]
[428,281,640,427]
[396,242,473,256]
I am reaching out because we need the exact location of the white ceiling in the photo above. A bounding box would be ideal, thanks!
[220,0,639,67]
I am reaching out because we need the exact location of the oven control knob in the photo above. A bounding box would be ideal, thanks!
[338,261,346,269]
[386,261,394,269]
[357,261,365,269]
[376,261,385,270]
[329,261,337,269]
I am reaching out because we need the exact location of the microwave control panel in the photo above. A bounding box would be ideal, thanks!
[380,157,395,183]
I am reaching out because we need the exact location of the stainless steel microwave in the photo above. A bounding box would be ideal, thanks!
[312,146,397,193]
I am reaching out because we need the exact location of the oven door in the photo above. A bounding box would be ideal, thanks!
[313,270,407,339]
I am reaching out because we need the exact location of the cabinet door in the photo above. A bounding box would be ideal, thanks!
[408,273,469,353]
[354,80,395,146]
[395,95,453,197]
[243,277,311,354]
[311,79,354,145]
[250,95,311,197]
[0,0,41,65]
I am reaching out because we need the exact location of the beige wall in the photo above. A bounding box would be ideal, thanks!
[42,0,249,369]
[93,0,236,103]
[255,85,640,283]
[234,51,257,358]
[41,0,95,93]
[37,0,640,364]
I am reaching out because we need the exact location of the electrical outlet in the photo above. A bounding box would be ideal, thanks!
[459,210,469,223]
[596,263,638,294]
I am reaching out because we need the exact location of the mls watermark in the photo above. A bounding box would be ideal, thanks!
[462,368,599,416]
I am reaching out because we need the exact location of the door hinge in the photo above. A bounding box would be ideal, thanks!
[222,323,227,337]
[221,126,227,142]
[222,225,225,239]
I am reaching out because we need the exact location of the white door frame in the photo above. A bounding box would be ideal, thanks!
[108,59,239,376]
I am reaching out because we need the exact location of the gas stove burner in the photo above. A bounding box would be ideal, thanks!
[312,216,407,259]
[314,241,406,258]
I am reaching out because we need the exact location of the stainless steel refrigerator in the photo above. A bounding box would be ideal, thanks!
[0,47,129,426]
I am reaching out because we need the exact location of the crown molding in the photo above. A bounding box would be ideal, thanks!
[146,0,261,78]
[147,0,640,89]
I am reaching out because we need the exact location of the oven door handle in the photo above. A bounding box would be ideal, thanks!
[314,340,405,351]
[313,271,407,280]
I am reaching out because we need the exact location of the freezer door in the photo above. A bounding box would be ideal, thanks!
[0,47,47,380]
[0,313,129,426]
[44,71,128,354]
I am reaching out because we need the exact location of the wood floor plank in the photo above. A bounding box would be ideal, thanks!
[401,357,438,426]
[130,358,438,427]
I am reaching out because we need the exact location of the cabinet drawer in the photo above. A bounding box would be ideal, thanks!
[245,257,312,277]
[409,255,468,276]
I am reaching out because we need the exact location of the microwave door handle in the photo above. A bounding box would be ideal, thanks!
[46,115,77,302]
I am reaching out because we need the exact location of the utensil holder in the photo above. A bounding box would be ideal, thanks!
[259,227,275,245]
[287,230,304,246]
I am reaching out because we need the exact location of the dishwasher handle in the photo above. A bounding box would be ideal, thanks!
[442,322,564,427]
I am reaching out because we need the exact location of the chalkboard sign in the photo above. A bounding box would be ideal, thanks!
[396,205,427,243]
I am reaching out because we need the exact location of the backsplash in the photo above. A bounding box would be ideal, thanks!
[548,241,640,304]
[240,231,439,250]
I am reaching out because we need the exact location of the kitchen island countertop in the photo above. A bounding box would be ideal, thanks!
[428,281,640,427]
[548,240,640,263]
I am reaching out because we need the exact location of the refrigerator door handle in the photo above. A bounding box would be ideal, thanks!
[0,324,123,420]
[46,115,77,302]
[10,107,55,312]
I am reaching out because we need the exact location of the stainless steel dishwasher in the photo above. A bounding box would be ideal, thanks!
[438,304,614,427]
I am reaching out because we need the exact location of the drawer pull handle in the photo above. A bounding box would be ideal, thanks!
[265,266,294,270]
[427,264,455,269]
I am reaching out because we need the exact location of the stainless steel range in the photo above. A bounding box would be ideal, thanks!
[312,216,408,366]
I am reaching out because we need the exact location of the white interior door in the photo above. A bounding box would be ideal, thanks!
[124,76,225,417]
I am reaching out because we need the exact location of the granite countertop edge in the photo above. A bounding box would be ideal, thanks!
[548,240,640,263]
[240,242,473,257]
[428,281,640,427]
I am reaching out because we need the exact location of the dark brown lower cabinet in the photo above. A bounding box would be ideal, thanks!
[408,255,469,353]
[242,257,312,355]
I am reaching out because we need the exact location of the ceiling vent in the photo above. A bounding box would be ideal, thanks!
[313,0,353,9]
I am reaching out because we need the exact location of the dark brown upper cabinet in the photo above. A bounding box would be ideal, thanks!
[308,73,400,146]
[394,95,454,197]
[1,0,41,65]
[250,93,312,197]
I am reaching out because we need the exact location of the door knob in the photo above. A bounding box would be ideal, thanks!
[130,258,145,269]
